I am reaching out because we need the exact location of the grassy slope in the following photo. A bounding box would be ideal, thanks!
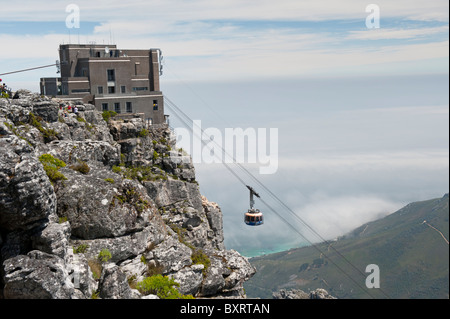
[245,194,449,299]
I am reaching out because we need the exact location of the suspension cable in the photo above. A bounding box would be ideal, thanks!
[0,63,57,76]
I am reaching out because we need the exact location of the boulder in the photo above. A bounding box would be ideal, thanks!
[169,264,204,296]
[31,221,71,258]
[56,173,154,239]
[98,263,135,299]
[0,134,57,232]
[3,250,75,299]
[151,235,193,273]
[272,288,337,299]
[67,249,97,298]
[32,101,59,123]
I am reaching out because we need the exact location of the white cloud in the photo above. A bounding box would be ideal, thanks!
[0,34,63,59]
[1,1,448,84]
[2,0,448,22]
[347,26,449,40]
[297,195,400,241]
[279,150,450,171]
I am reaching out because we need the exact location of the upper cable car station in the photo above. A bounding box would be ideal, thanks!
[40,44,165,125]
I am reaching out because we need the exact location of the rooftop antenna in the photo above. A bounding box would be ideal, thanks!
[150,48,164,76]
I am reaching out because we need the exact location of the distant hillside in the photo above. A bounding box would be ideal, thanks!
[245,194,449,299]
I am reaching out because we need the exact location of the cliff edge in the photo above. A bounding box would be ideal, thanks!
[0,90,255,299]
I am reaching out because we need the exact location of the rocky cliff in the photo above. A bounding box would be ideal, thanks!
[272,288,336,299]
[0,90,256,299]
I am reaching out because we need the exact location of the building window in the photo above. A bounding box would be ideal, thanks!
[153,100,158,110]
[135,62,140,76]
[107,69,116,81]
[98,86,103,94]
[71,89,90,93]
[114,102,121,113]
[102,103,108,111]
[132,87,148,91]
[126,102,132,113]
[121,86,126,94]
[108,86,116,94]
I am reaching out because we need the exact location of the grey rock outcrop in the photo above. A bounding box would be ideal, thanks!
[3,250,76,299]
[272,288,337,299]
[0,134,57,232]
[0,91,255,299]
[97,263,135,299]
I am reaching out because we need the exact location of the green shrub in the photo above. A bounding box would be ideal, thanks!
[39,154,66,168]
[104,178,115,184]
[112,186,151,214]
[102,110,117,122]
[112,165,122,173]
[73,244,89,254]
[98,249,112,263]
[75,116,93,131]
[29,112,58,142]
[153,150,159,161]
[113,165,167,182]
[91,290,100,299]
[69,160,90,174]
[191,249,211,276]
[39,153,67,184]
[136,275,194,299]
[139,128,149,137]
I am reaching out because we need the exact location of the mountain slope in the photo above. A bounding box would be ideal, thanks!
[245,194,449,299]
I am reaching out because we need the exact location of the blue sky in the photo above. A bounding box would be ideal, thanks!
[1,0,448,255]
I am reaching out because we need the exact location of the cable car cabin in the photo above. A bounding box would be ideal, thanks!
[244,186,264,226]
[244,209,264,226]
